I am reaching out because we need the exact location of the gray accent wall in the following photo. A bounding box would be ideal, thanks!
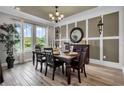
[103,12,119,36]
[88,16,100,37]
[77,20,86,37]
[88,40,100,60]
[103,39,119,62]
[68,23,75,39]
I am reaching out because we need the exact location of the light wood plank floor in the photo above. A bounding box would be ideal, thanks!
[0,62,124,86]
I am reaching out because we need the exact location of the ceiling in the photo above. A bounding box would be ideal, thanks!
[18,6,97,21]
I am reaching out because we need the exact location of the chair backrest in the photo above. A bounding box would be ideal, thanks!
[64,42,70,50]
[79,47,88,66]
[74,46,88,62]
[79,52,87,67]
[44,48,54,64]
[36,52,43,62]
[35,45,41,52]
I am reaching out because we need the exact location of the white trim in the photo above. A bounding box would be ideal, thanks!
[90,59,121,69]
[75,22,77,27]
[66,24,69,42]
[32,24,36,49]
[0,6,54,26]
[103,36,119,39]
[46,26,49,47]
[86,19,88,44]
[87,37,100,40]
[55,6,122,27]
[119,7,124,73]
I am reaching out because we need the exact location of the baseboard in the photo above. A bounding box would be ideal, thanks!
[90,59,122,69]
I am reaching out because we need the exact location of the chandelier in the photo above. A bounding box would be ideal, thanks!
[49,6,64,23]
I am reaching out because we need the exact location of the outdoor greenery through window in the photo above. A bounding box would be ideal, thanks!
[24,23,32,51]
[36,26,46,47]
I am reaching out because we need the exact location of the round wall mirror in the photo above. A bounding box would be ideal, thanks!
[70,27,84,43]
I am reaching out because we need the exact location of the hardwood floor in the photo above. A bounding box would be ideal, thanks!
[0,62,124,86]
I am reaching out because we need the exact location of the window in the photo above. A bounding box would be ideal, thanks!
[23,23,32,51]
[15,24,21,52]
[36,26,46,47]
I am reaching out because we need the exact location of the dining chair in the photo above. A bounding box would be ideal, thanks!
[73,46,88,73]
[35,45,41,52]
[44,48,64,80]
[70,51,87,83]
[35,52,46,72]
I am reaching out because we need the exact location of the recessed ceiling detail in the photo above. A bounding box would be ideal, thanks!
[18,6,97,21]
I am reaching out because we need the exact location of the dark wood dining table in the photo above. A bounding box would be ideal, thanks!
[54,52,78,84]
[32,50,78,84]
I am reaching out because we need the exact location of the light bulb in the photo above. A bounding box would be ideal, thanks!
[56,12,59,16]
[58,17,61,20]
[49,14,53,17]
[60,14,64,18]
[51,17,55,20]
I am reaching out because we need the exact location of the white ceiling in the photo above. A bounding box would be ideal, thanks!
[18,6,97,21]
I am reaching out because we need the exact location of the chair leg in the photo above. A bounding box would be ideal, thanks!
[83,64,87,77]
[66,65,67,76]
[45,64,48,76]
[35,61,38,70]
[78,69,81,83]
[40,62,42,73]
[62,64,64,74]
[73,68,75,72]
[52,67,56,80]
[81,67,83,73]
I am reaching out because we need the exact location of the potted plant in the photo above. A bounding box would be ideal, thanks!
[0,23,20,69]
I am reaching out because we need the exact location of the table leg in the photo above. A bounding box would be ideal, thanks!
[32,52,35,65]
[66,64,71,85]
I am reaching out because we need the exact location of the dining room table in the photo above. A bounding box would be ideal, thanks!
[32,49,78,84]
[54,51,78,84]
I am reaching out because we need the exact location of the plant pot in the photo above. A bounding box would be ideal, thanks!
[6,56,15,69]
